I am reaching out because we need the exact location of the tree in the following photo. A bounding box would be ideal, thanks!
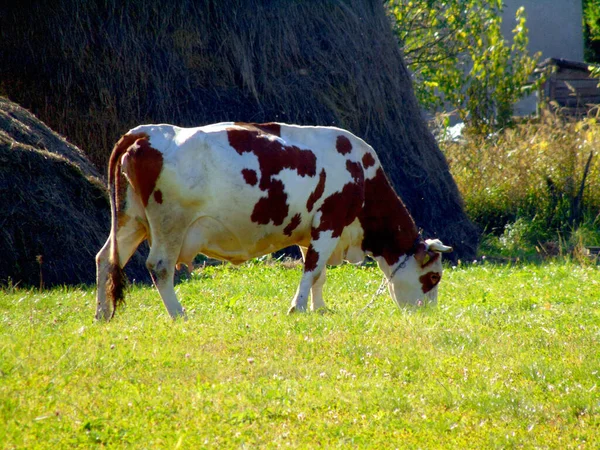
[387,0,540,134]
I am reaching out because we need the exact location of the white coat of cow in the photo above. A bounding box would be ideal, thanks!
[95,122,452,320]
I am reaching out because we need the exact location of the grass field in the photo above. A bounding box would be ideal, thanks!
[1,260,599,448]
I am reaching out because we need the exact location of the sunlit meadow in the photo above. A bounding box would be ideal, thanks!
[1,260,599,448]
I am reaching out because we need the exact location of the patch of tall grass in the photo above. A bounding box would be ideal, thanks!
[441,112,600,259]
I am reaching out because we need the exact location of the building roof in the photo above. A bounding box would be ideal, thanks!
[536,57,591,73]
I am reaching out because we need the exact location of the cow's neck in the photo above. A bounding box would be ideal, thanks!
[359,168,420,266]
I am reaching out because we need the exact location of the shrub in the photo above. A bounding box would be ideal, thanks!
[442,112,600,257]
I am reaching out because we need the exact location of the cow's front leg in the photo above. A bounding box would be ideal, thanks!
[299,246,328,311]
[310,268,327,311]
[146,256,187,320]
[289,235,337,313]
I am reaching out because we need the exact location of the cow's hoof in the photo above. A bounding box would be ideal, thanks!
[170,308,188,321]
[94,309,112,322]
[288,305,307,314]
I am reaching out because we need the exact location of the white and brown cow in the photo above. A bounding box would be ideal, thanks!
[95,122,452,320]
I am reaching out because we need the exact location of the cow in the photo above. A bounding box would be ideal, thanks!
[95,122,452,320]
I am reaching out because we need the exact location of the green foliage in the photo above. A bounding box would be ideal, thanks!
[589,64,600,82]
[584,0,600,63]
[387,0,540,135]
[585,0,600,39]
[2,262,600,447]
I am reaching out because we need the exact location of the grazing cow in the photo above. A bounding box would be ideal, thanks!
[95,122,452,320]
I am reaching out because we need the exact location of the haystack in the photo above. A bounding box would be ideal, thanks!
[1,0,479,259]
[0,97,149,287]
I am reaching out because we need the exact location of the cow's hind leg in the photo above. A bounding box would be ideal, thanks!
[289,233,338,313]
[95,218,146,321]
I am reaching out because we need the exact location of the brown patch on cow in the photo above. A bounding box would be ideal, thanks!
[241,168,258,186]
[307,169,326,212]
[251,179,289,225]
[254,122,281,136]
[109,132,149,211]
[359,168,419,266]
[227,128,316,183]
[122,137,164,207]
[362,152,376,169]
[420,271,441,293]
[314,183,364,240]
[283,213,302,236]
[153,189,163,204]
[304,244,320,272]
[235,122,282,137]
[336,135,352,155]
[311,226,320,241]
[346,160,362,182]
[109,132,148,186]
[227,127,316,226]
[311,161,365,241]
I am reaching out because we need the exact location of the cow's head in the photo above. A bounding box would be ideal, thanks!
[377,239,453,307]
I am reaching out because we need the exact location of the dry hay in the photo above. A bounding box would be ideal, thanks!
[1,0,479,259]
[0,97,149,288]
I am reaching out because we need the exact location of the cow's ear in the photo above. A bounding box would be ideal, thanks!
[426,239,453,253]
[414,243,429,266]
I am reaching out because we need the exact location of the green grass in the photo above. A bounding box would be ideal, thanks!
[1,261,599,448]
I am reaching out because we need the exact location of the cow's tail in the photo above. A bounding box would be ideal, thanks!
[105,135,130,317]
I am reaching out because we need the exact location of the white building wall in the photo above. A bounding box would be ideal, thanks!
[501,0,584,114]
